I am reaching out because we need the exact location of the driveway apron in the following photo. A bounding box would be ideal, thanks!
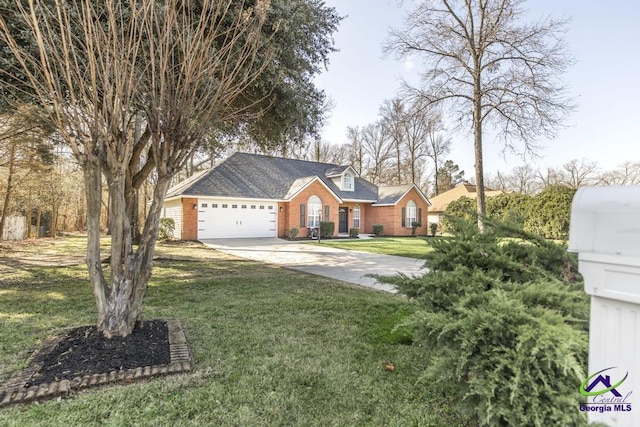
[200,238,428,293]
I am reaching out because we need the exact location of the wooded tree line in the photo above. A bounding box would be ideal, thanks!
[485,158,640,194]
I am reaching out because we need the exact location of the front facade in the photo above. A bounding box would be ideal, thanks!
[162,152,430,240]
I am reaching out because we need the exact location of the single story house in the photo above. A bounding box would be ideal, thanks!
[162,152,431,240]
[427,182,504,225]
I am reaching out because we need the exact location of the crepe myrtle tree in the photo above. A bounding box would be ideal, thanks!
[386,0,574,231]
[0,0,276,337]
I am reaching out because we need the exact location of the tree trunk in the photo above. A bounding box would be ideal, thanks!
[0,141,17,239]
[87,158,173,338]
[83,158,109,331]
[50,205,57,238]
[473,75,487,233]
[35,207,41,238]
[26,189,32,238]
[396,140,402,184]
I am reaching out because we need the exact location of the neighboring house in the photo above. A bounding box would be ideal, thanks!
[162,152,431,240]
[427,182,504,225]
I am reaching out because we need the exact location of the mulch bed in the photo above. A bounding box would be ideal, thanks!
[0,319,191,407]
[26,320,171,387]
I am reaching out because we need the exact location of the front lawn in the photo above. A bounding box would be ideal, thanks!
[0,236,471,426]
[314,236,435,259]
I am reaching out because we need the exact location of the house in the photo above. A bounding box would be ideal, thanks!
[162,152,431,240]
[427,182,504,225]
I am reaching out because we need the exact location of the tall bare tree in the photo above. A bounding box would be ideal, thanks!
[488,164,541,194]
[361,121,394,185]
[1,0,275,337]
[560,158,599,189]
[386,0,574,231]
[598,161,640,186]
[346,126,365,176]
[380,98,406,184]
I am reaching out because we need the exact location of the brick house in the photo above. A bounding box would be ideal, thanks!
[162,152,431,240]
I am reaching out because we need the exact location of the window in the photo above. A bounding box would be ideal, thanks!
[241,205,247,209]
[342,172,353,191]
[268,206,273,210]
[406,200,417,227]
[353,205,360,228]
[259,205,265,210]
[251,205,256,209]
[212,204,218,208]
[222,204,228,208]
[232,204,238,209]
[308,196,322,228]
[201,203,208,208]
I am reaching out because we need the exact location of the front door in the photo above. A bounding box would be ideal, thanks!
[339,207,348,234]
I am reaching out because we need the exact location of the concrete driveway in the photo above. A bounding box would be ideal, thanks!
[201,238,428,293]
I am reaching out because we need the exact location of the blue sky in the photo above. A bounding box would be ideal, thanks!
[313,0,640,177]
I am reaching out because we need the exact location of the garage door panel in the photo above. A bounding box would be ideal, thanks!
[197,200,276,239]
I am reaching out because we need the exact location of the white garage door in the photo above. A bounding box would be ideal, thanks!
[197,199,277,239]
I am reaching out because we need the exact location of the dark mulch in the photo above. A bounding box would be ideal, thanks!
[26,320,171,387]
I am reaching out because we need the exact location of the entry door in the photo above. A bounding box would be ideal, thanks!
[339,207,348,233]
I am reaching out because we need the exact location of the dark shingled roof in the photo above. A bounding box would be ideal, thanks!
[374,184,431,206]
[166,152,379,201]
[374,184,414,205]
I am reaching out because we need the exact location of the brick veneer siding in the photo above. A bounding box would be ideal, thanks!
[286,181,341,238]
[365,188,429,236]
[181,197,198,240]
[277,202,288,238]
[337,202,368,234]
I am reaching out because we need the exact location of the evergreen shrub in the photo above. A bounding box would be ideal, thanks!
[429,222,438,237]
[372,224,384,236]
[391,217,589,426]
[524,185,576,240]
[159,218,175,240]
[287,227,299,240]
[320,221,335,238]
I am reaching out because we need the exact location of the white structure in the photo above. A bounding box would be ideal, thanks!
[569,186,640,426]
[1,216,26,240]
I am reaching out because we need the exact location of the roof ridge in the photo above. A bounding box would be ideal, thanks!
[235,151,341,168]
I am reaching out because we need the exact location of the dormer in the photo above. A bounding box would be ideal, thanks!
[325,165,357,192]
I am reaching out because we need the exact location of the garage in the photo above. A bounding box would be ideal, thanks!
[196,199,277,239]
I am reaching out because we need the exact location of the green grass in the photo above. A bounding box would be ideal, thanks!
[314,237,436,259]
[0,237,471,426]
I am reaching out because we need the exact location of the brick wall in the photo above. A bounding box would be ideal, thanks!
[287,180,340,238]
[181,197,198,240]
[277,202,288,238]
[365,188,429,236]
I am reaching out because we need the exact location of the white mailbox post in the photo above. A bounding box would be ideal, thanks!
[569,186,640,426]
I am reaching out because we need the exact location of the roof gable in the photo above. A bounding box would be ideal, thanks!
[284,176,343,202]
[374,184,431,206]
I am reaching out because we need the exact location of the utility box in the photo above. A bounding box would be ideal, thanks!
[569,186,640,426]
